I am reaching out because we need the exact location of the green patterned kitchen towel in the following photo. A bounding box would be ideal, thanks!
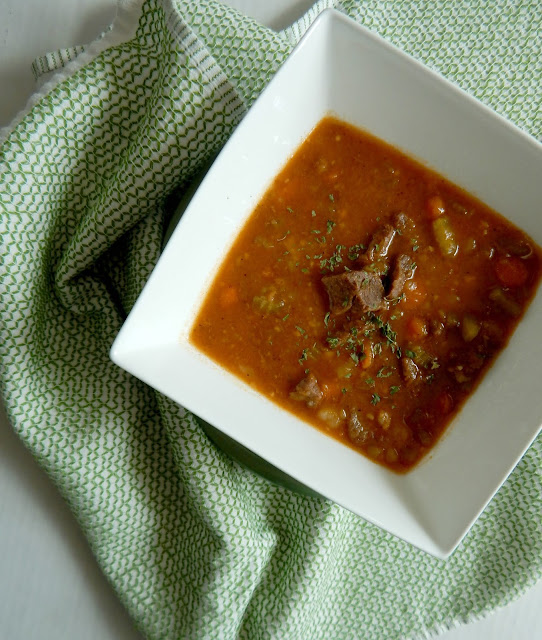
[1,1,541,638]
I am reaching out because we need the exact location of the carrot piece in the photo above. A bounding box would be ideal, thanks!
[495,256,529,288]
[406,316,428,340]
[361,342,373,369]
[426,195,445,220]
[220,286,238,306]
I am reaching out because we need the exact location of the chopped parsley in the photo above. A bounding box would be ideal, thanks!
[324,311,331,327]
[326,336,340,349]
[376,366,394,378]
[369,313,398,353]
[329,193,335,202]
[389,385,400,395]
[286,206,294,213]
[326,220,336,234]
[320,244,346,273]
[347,243,364,260]
[405,349,417,359]
[298,349,308,364]
[345,336,357,351]
[282,313,289,321]
[365,377,375,386]
[371,393,381,405]
[382,323,397,346]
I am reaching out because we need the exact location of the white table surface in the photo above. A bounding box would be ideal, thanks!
[1,1,541,638]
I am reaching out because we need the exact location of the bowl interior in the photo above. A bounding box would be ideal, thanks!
[111,9,542,558]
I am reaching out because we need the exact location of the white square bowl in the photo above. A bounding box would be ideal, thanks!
[110,9,542,558]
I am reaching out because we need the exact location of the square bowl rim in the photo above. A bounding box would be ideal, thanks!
[111,8,542,559]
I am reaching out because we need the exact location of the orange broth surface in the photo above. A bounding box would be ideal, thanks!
[190,116,542,473]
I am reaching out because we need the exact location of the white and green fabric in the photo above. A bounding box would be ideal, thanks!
[1,1,541,638]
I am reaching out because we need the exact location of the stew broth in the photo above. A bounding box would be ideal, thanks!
[190,117,541,472]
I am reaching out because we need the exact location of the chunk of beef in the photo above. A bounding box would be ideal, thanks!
[401,357,420,386]
[347,410,369,445]
[496,235,533,258]
[290,372,323,408]
[352,273,385,313]
[362,224,396,264]
[387,254,413,300]
[394,212,415,234]
[322,270,384,315]
[322,271,363,314]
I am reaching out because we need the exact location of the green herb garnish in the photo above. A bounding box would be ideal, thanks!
[376,366,394,378]
[347,243,364,260]
[369,313,398,352]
